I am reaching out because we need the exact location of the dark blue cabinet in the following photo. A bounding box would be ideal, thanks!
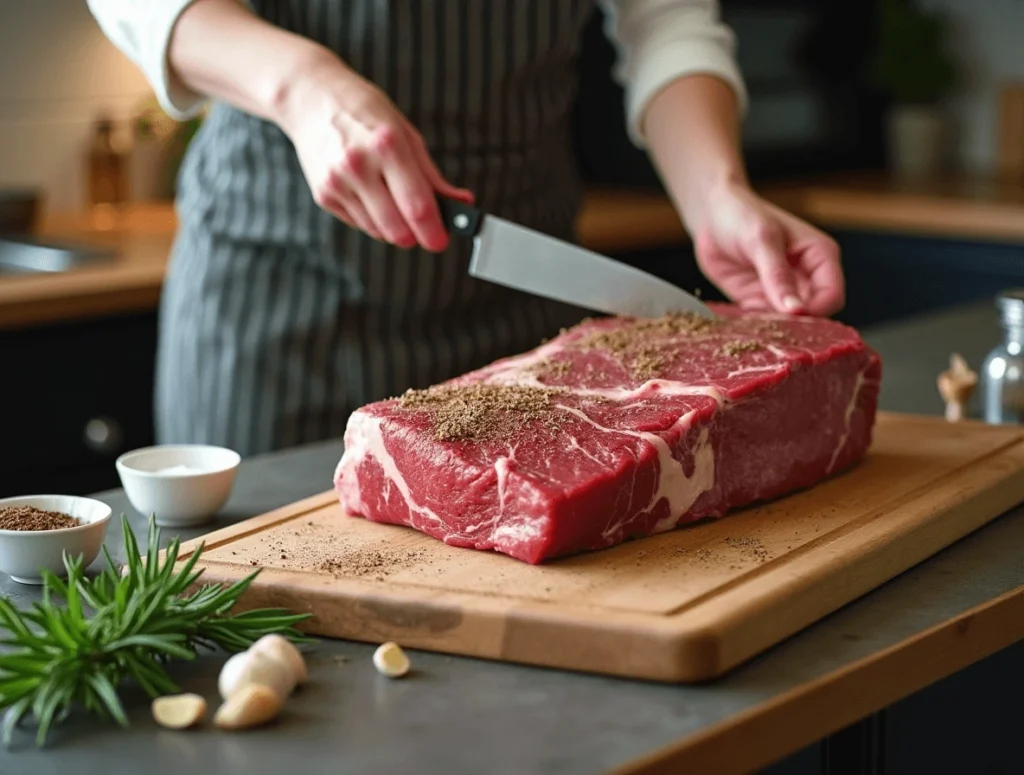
[756,641,1023,775]
[882,640,1023,775]
[828,230,1024,329]
[0,311,158,499]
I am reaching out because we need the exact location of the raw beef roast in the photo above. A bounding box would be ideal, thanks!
[334,305,882,564]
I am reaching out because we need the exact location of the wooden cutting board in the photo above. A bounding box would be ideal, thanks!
[173,412,1024,682]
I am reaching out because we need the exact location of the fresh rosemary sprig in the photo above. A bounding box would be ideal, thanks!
[0,514,312,747]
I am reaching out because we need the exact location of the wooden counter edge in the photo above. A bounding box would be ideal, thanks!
[763,184,1024,244]
[563,179,1024,253]
[0,264,166,331]
[614,583,1024,775]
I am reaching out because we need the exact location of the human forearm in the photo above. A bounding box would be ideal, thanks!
[643,74,844,317]
[166,0,354,127]
[598,2,843,316]
[642,74,747,235]
[597,0,748,232]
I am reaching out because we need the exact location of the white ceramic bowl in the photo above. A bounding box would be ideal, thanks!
[0,495,113,585]
[115,444,241,527]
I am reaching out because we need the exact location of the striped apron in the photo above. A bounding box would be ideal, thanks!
[156,0,595,457]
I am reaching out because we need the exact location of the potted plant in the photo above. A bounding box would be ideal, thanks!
[130,98,206,201]
[129,98,177,201]
[867,0,959,180]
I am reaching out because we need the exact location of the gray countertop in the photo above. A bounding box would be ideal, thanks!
[1,301,1021,775]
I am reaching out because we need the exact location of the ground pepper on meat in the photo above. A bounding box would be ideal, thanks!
[629,348,666,380]
[528,358,573,382]
[398,383,564,442]
[750,320,792,343]
[574,312,718,380]
[718,339,762,357]
[578,312,717,354]
[0,506,80,531]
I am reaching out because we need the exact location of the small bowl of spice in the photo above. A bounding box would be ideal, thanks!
[115,444,241,528]
[0,495,113,585]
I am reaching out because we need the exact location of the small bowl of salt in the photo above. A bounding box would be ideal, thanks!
[0,495,112,585]
[115,444,241,528]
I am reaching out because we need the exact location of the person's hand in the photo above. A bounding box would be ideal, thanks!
[277,55,473,252]
[688,183,845,317]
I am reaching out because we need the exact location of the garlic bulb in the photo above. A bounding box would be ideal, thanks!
[250,633,307,685]
[218,649,296,700]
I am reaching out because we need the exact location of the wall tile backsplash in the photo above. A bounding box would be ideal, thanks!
[0,0,152,213]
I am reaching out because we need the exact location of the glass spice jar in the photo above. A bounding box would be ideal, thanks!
[981,289,1024,425]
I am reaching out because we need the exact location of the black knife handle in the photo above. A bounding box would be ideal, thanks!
[436,195,483,238]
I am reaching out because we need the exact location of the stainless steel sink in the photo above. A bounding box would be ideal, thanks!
[0,237,116,275]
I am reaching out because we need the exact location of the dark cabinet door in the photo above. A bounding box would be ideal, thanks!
[882,641,1023,775]
[0,312,158,498]
[829,231,1024,330]
[759,742,826,775]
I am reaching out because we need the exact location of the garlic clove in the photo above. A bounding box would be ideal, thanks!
[372,641,411,678]
[152,693,207,729]
[251,633,307,685]
[213,684,283,730]
[218,649,295,700]
[937,352,979,422]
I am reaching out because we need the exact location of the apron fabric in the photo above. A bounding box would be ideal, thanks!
[156,0,596,457]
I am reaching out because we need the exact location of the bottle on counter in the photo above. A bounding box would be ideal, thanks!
[981,289,1024,425]
[86,115,129,215]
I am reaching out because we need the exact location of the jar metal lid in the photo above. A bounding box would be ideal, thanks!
[996,288,1024,327]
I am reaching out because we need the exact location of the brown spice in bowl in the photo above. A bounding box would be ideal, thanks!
[0,505,80,531]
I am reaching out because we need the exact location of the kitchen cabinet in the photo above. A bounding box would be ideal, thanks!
[829,230,1024,329]
[0,311,158,499]
[756,642,1023,775]
[881,639,1023,775]
[760,742,826,775]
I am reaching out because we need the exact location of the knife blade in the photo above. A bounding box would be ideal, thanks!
[437,196,715,320]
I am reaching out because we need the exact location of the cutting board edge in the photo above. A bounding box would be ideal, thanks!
[185,562,715,682]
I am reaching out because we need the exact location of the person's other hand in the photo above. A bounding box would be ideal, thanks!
[689,183,844,317]
[278,56,473,252]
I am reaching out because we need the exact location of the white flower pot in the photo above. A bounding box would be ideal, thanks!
[886,104,948,180]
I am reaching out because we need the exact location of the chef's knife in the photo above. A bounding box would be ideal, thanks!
[437,196,715,320]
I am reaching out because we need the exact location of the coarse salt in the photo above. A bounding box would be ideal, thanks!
[154,464,203,476]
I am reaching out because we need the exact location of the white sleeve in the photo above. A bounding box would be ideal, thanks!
[596,0,749,147]
[86,0,208,120]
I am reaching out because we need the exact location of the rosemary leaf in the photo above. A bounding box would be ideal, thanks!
[3,697,31,747]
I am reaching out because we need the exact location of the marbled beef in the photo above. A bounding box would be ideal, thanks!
[334,305,882,564]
